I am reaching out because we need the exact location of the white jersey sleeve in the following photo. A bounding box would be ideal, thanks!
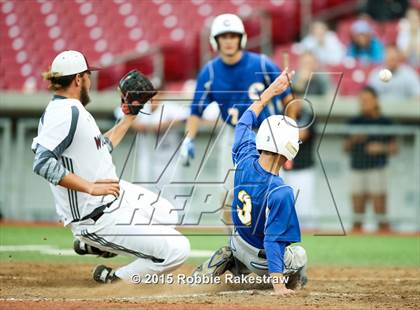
[33,103,79,157]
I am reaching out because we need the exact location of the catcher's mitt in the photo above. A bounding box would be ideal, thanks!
[118,69,157,115]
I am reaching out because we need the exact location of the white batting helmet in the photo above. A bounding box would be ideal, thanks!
[256,115,300,160]
[209,13,247,51]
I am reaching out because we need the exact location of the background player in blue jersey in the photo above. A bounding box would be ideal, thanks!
[180,13,293,166]
[192,69,307,296]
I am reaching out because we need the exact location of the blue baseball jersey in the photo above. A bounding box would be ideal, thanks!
[231,109,301,273]
[190,51,291,127]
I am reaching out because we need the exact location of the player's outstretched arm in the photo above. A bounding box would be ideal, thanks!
[104,114,136,149]
[264,186,301,295]
[249,68,294,118]
[265,241,295,296]
[185,115,200,140]
[180,115,199,166]
[181,65,213,166]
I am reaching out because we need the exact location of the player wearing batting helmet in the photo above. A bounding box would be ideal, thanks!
[32,50,190,284]
[192,69,308,295]
[180,13,293,166]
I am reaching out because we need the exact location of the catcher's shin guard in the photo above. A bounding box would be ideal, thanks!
[74,239,118,258]
[192,246,234,278]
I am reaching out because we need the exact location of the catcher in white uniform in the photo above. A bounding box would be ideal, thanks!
[32,50,190,283]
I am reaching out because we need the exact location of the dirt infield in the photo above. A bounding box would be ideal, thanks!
[0,263,419,309]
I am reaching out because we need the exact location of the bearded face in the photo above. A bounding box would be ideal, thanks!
[79,77,91,107]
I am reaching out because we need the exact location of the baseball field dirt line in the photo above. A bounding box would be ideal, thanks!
[0,301,326,310]
[0,263,419,309]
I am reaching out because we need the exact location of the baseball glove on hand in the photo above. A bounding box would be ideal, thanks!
[118,69,157,115]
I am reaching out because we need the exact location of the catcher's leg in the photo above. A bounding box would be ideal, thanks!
[73,185,189,284]
[81,223,190,283]
[73,239,117,258]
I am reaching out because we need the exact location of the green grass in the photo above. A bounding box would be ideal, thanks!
[1,226,419,267]
[301,235,420,267]
[1,226,71,248]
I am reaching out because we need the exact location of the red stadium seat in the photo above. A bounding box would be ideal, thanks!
[267,1,300,45]
[382,21,399,45]
[0,0,363,90]
[273,44,300,69]
[326,62,374,96]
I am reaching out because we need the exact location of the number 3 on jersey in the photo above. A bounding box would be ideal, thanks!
[237,190,252,226]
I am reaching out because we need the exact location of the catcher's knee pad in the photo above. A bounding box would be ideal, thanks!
[283,245,307,274]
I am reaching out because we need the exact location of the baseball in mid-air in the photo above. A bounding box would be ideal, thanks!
[379,69,392,82]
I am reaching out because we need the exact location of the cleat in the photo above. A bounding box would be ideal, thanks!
[285,266,308,290]
[285,272,299,290]
[192,246,234,278]
[299,266,308,288]
[73,239,117,258]
[92,265,119,284]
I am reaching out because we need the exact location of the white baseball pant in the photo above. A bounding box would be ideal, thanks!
[230,231,307,276]
[70,180,190,282]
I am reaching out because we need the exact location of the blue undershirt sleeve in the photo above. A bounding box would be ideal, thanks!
[232,109,259,165]
[190,66,213,117]
[264,240,288,273]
